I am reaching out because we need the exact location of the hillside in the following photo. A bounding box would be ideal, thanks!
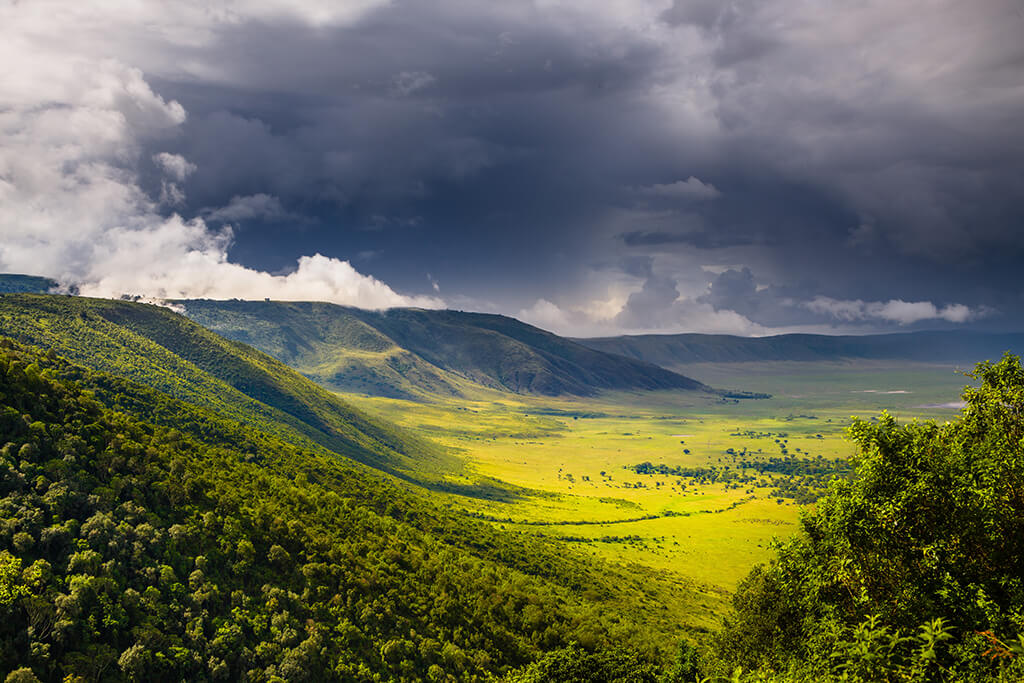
[181,300,708,399]
[0,339,676,681]
[0,293,447,477]
[576,331,1024,370]
[0,274,60,294]
[178,300,468,400]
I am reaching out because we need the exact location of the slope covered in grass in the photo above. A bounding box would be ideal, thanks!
[182,299,708,399]
[178,299,468,400]
[0,294,446,476]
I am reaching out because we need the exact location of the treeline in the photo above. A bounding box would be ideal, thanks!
[629,458,849,503]
[630,458,848,480]
[738,457,849,478]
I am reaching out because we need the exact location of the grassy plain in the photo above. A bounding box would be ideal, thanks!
[343,360,975,628]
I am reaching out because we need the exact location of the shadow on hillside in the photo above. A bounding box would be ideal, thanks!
[405,473,529,503]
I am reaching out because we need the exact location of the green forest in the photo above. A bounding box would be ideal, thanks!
[1,294,1023,681]
[0,339,667,681]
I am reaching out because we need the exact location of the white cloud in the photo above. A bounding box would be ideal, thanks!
[153,152,197,181]
[0,20,441,312]
[637,176,721,200]
[518,299,573,333]
[804,297,982,325]
[516,262,988,337]
[518,296,768,338]
[238,0,390,27]
[154,153,196,207]
[86,250,441,309]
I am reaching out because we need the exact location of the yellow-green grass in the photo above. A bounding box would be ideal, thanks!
[342,361,973,625]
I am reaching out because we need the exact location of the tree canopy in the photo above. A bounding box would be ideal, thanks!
[707,353,1024,681]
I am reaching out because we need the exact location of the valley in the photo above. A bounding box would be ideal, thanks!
[178,295,983,618]
[343,360,973,626]
[0,288,1015,681]
[178,295,992,626]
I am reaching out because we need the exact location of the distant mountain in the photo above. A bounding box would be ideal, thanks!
[0,273,61,293]
[0,293,446,476]
[575,331,1024,369]
[181,300,709,398]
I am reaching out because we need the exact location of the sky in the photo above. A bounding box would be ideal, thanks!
[2,0,1023,337]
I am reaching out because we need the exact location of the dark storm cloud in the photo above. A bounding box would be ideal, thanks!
[5,0,1024,332]
[620,230,762,249]
[152,2,1023,274]
[698,268,821,328]
[158,2,666,204]
[141,1,678,296]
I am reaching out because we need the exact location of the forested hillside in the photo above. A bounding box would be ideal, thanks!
[0,294,447,478]
[2,292,1023,681]
[0,340,678,681]
[181,300,707,399]
[0,276,59,295]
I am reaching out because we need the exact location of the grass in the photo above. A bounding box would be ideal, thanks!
[0,293,457,477]
[182,299,706,398]
[343,360,975,628]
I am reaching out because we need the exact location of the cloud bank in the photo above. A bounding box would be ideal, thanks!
[2,0,1022,334]
[804,297,980,325]
[637,177,721,201]
[518,261,986,338]
[0,8,440,310]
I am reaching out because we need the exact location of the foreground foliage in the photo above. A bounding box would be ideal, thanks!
[706,354,1024,681]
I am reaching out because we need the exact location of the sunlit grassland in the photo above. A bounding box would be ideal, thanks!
[342,360,973,627]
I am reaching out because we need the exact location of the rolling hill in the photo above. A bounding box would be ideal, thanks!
[181,299,709,399]
[576,331,1024,371]
[0,273,60,294]
[0,293,446,476]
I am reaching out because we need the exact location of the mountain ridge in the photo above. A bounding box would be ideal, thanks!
[575,330,1024,369]
[0,273,61,294]
[0,293,448,477]
[181,299,709,399]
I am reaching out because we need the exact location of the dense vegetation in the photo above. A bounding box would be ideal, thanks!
[628,457,850,504]
[0,294,452,479]
[0,339,678,681]
[701,354,1024,681]
[182,299,707,398]
[0,276,59,295]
